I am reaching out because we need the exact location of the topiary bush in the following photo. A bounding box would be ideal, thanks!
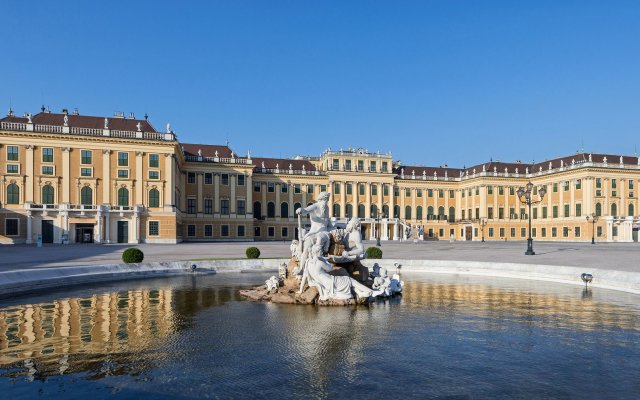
[365,246,383,259]
[122,247,144,263]
[246,246,261,259]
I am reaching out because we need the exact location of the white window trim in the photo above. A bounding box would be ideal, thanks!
[148,170,160,180]
[117,151,129,167]
[41,165,56,176]
[204,224,213,237]
[41,147,54,163]
[220,224,230,237]
[148,220,160,236]
[117,168,130,179]
[80,149,93,165]
[6,164,20,174]
[148,153,160,168]
[80,166,93,177]
[6,145,19,162]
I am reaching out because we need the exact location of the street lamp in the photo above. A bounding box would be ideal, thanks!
[375,211,382,247]
[586,213,599,244]
[516,182,547,255]
[479,217,487,242]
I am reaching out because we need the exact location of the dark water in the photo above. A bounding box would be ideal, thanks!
[1,273,639,399]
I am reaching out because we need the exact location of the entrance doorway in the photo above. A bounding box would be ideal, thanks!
[633,228,639,242]
[117,221,129,243]
[41,220,54,243]
[75,224,94,243]
[465,226,473,241]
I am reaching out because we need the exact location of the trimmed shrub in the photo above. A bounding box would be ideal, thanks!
[246,247,261,259]
[365,247,383,259]
[122,247,144,263]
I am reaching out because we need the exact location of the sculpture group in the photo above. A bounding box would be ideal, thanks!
[241,192,403,305]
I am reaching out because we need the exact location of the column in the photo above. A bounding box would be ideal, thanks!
[340,182,346,218]
[354,182,359,212]
[411,187,416,221]
[570,179,576,217]
[327,181,334,215]
[275,183,281,219]
[246,175,253,217]
[96,210,102,243]
[104,211,110,244]
[288,183,294,219]
[25,145,34,202]
[197,172,204,214]
[400,187,406,219]
[301,184,307,212]
[163,153,174,211]
[559,182,564,218]
[584,178,594,215]
[479,186,486,218]
[389,185,395,219]
[135,152,144,205]
[377,183,383,213]
[365,183,371,218]
[62,147,71,203]
[230,174,236,216]
[26,213,33,244]
[103,150,112,205]
[132,210,140,243]
[261,182,267,218]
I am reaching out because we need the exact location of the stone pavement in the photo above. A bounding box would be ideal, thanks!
[0,240,638,272]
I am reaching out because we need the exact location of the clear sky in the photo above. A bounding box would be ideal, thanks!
[3,1,639,167]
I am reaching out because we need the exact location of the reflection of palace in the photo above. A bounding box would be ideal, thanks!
[2,108,639,244]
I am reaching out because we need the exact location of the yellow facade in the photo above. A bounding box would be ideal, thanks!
[1,111,639,244]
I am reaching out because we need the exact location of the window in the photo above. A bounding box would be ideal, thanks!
[320,185,326,192]
[533,208,538,219]
[509,187,515,196]
[118,152,129,166]
[552,227,557,237]
[268,183,275,192]
[221,174,229,185]
[499,186,504,195]
[81,150,92,164]
[149,171,160,180]
[563,227,569,237]
[205,173,213,185]
[117,188,129,206]
[629,204,635,217]
[360,184,366,196]
[488,228,494,237]
[383,185,389,196]
[499,207,504,219]
[564,181,569,191]
[237,225,245,237]
[532,228,536,238]
[237,175,245,186]
[267,202,275,218]
[221,225,229,237]
[280,202,289,217]
[475,208,479,220]
[575,179,582,190]
[597,226,603,237]
[382,161,388,172]
[237,200,246,215]
[346,204,354,218]
[487,207,493,219]
[564,204,570,217]
[42,147,53,163]
[521,228,526,237]
[81,167,92,177]
[7,164,19,174]
[7,146,19,161]
[595,203,602,217]
[188,172,196,184]
[541,228,546,237]
[42,185,54,204]
[487,186,493,195]
[149,189,160,207]
[596,178,602,188]
[575,204,582,217]
[611,203,617,217]
[205,199,213,214]
[542,206,547,219]
[357,160,364,171]
[405,206,412,220]
[332,159,339,170]
[118,169,129,179]
[205,225,213,237]
[268,227,275,237]
[553,183,558,192]
[281,227,288,238]
[221,199,229,215]
[334,183,340,194]
[81,186,93,205]
[294,184,301,194]
[575,227,581,237]
[42,166,54,175]
[370,161,376,172]
[416,189,422,197]
[405,188,410,197]
[187,225,196,237]
[510,228,516,237]
[553,206,558,218]
[439,190,444,198]
[612,179,617,189]
[499,228,505,237]
[449,190,454,198]
[6,219,19,236]
[149,153,159,168]
[254,227,261,237]
[346,184,353,195]
[254,182,261,192]
[345,160,352,171]
[7,184,20,204]
[307,184,314,194]
[629,180,634,190]
[149,221,159,236]
[372,185,378,196]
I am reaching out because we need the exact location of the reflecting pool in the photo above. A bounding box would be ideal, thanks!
[1,273,640,399]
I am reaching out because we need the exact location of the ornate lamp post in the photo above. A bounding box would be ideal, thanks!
[479,217,487,242]
[376,210,383,247]
[517,182,547,255]
[586,213,599,244]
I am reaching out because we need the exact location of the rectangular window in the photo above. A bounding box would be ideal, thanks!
[629,180,634,190]
[118,152,129,167]
[320,185,327,192]
[254,182,261,192]
[149,153,159,168]
[499,207,504,219]
[268,183,275,192]
[281,184,287,193]
[416,189,422,197]
[7,146,19,161]
[563,227,569,237]
[221,225,229,237]
[42,147,53,163]
[307,184,314,194]
[204,225,213,237]
[294,184,301,194]
[394,187,399,197]
[449,190,454,198]
[542,206,548,219]
[439,228,445,237]
[204,199,213,214]
[281,227,288,238]
[541,228,546,237]
[268,226,275,237]
[510,228,516,237]
[188,172,196,184]
[360,184,365,196]
[475,188,479,196]
[509,208,515,219]
[487,207,493,219]
[564,204,570,217]
[334,183,340,194]
[597,226,602,237]
[345,160,352,171]
[372,185,378,196]
[237,225,245,237]
[149,171,159,180]
[254,227,261,237]
[187,198,196,214]
[552,227,558,237]
[187,224,196,237]
[205,173,213,185]
[575,227,581,237]
[487,186,493,195]
[81,150,92,164]
[357,160,364,171]
[509,187,515,196]
[405,188,410,197]
[221,199,229,215]
[533,208,538,219]
[347,184,353,195]
[488,228,494,237]
[532,228,536,238]
[521,228,526,237]
[7,164,19,174]
[563,181,569,191]
[383,185,389,196]
[117,169,129,179]
[6,219,19,235]
[370,161,376,172]
[81,167,92,177]
[439,190,444,198]
[612,179,617,189]
[553,183,558,192]
[575,179,582,190]
[475,208,480,220]
[382,162,388,172]
[596,178,602,188]
[237,175,245,186]
[553,206,558,218]
[499,228,505,237]
[332,159,339,170]
[221,174,229,185]
[237,200,246,215]
[148,221,159,236]
[575,204,582,217]
[499,186,504,195]
[42,166,54,175]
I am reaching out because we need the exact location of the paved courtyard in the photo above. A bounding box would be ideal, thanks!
[0,240,638,272]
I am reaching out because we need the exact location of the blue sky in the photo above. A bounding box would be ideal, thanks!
[3,1,639,167]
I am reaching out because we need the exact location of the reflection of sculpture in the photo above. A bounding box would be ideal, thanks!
[329,218,364,264]
[307,243,379,301]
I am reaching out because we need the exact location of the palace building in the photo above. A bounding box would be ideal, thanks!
[1,108,639,244]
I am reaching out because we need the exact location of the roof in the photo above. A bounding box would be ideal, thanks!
[252,157,315,171]
[181,143,237,159]
[29,112,157,132]
[394,165,461,178]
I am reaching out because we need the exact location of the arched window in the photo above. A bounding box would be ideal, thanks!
[148,188,160,208]
[611,203,617,217]
[280,202,289,218]
[416,206,423,220]
[81,186,93,206]
[448,206,455,223]
[438,206,445,219]
[118,188,129,206]
[405,206,412,220]
[427,206,434,220]
[358,204,365,218]
[267,202,275,218]
[253,201,262,219]
[346,204,353,218]
[7,184,19,204]
[393,205,400,218]
[629,203,635,217]
[382,204,389,218]
[294,203,302,214]
[370,204,378,218]
[42,185,54,205]
[333,204,341,218]
[595,202,602,217]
